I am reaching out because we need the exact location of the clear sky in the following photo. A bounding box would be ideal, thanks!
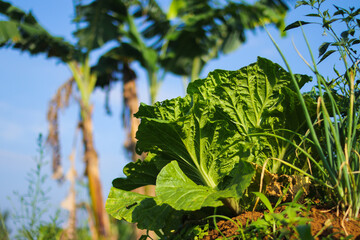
[1,0,358,232]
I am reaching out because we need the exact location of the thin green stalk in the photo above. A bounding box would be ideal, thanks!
[191,57,201,82]
[319,95,337,173]
[345,67,357,212]
[89,72,97,96]
[149,70,158,104]
[271,117,314,173]
[301,26,352,200]
[318,80,341,170]
[300,26,342,181]
[319,80,338,171]
[69,62,87,104]
[270,158,318,182]
[83,56,90,89]
[265,28,329,179]
[345,66,355,166]
[295,6,360,215]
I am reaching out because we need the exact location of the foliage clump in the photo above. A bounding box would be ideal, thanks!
[106,57,316,238]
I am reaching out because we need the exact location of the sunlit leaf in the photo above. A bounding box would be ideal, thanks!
[0,21,20,42]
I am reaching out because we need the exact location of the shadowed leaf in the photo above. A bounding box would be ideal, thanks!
[318,42,331,57]
[284,21,310,31]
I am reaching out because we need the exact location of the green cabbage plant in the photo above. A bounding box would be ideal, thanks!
[106,57,314,236]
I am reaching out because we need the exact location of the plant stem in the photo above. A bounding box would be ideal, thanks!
[191,57,201,82]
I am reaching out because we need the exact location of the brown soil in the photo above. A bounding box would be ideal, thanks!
[203,208,360,239]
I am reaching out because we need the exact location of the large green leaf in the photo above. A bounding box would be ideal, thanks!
[73,0,127,50]
[219,160,255,197]
[156,161,234,211]
[0,21,20,42]
[106,187,150,223]
[156,160,255,212]
[131,198,183,232]
[106,187,183,232]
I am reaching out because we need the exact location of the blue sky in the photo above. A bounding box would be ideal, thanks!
[1,0,358,231]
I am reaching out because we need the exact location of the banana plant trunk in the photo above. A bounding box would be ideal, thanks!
[81,103,110,239]
[123,63,142,162]
[123,63,156,239]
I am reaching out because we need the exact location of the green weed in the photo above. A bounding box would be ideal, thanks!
[8,134,63,240]
[267,0,360,218]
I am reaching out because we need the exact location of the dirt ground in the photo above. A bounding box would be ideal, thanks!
[202,207,360,239]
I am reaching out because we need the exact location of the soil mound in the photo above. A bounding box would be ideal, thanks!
[203,208,360,239]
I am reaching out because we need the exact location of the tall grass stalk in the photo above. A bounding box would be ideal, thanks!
[265,2,360,217]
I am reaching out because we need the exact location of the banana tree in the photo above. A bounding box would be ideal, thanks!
[76,0,166,165]
[0,1,128,238]
[48,58,112,239]
[69,58,111,238]
[148,0,288,84]
[73,0,162,238]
